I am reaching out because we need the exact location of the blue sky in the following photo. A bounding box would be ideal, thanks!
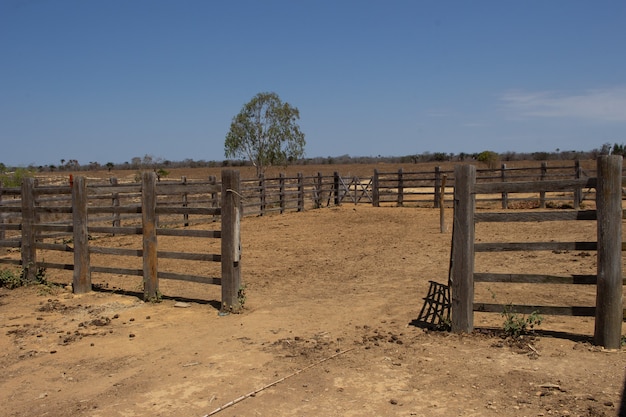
[1,0,625,167]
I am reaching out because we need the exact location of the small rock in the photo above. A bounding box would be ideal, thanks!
[129,333,136,338]
[390,399,398,405]
[174,302,191,308]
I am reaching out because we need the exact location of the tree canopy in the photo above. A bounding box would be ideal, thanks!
[225,92,305,176]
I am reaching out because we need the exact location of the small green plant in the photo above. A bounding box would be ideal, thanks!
[147,290,163,303]
[0,268,24,289]
[0,265,47,289]
[237,284,247,309]
[502,304,542,339]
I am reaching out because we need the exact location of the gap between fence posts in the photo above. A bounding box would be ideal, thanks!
[142,172,159,301]
[594,155,623,349]
[221,169,242,313]
[72,176,91,293]
[451,164,475,333]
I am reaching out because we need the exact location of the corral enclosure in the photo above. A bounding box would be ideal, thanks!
[1,160,625,417]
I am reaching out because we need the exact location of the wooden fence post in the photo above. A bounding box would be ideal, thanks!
[501,163,508,209]
[297,172,304,212]
[333,172,340,206]
[110,177,121,230]
[594,155,623,349]
[397,168,404,207]
[221,169,242,313]
[279,173,285,214]
[259,174,266,216]
[315,172,323,209]
[434,166,441,208]
[20,177,37,282]
[372,169,380,207]
[72,176,91,293]
[451,164,475,333]
[574,160,582,209]
[539,162,547,208]
[142,171,158,301]
[182,176,189,226]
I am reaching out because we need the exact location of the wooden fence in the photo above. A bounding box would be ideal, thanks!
[451,156,623,349]
[0,170,242,312]
[233,161,596,215]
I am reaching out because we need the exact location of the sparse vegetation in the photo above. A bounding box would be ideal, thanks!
[501,304,543,339]
[0,266,47,289]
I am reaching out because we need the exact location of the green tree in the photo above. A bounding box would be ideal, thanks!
[225,92,305,177]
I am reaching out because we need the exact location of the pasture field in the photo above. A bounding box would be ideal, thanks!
[1,201,624,417]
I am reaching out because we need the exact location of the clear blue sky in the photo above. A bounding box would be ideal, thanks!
[1,0,625,167]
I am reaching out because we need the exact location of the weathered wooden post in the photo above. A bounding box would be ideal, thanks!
[259,173,266,216]
[20,177,37,282]
[594,155,623,349]
[72,176,91,293]
[397,168,404,207]
[372,169,380,207]
[297,172,304,212]
[501,163,508,209]
[110,177,121,230]
[539,162,547,208]
[333,172,340,206]
[182,176,189,226]
[451,164,475,333]
[279,173,285,214]
[315,172,323,208]
[434,166,441,208]
[574,160,582,209]
[221,169,242,313]
[142,171,158,301]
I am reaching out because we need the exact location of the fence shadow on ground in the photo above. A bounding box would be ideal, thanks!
[89,283,222,310]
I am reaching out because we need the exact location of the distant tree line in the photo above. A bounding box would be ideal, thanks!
[2,143,626,177]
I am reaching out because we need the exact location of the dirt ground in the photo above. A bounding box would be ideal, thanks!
[1,205,625,417]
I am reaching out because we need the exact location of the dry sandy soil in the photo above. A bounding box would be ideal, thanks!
[1,205,625,417]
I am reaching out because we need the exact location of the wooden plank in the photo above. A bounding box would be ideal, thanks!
[474,178,595,194]
[72,176,92,293]
[157,251,220,262]
[451,164,475,333]
[475,210,597,223]
[474,272,599,284]
[142,172,159,301]
[474,303,596,317]
[89,246,142,256]
[35,242,73,252]
[88,226,142,235]
[156,229,220,238]
[88,184,141,195]
[88,206,142,214]
[155,183,221,195]
[594,155,623,349]
[91,266,143,276]
[39,261,74,271]
[0,258,22,266]
[35,224,73,233]
[155,271,221,285]
[475,241,598,252]
[155,206,220,216]
[0,239,21,248]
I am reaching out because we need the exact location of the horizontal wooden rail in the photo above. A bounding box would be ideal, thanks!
[475,241,599,252]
